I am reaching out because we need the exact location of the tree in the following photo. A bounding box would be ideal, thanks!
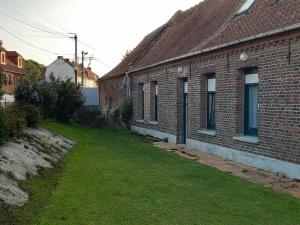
[24,59,45,78]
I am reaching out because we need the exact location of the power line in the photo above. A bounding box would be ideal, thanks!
[0,3,68,38]
[0,25,62,55]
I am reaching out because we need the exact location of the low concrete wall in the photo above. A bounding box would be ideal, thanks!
[131,126,177,144]
[186,139,300,180]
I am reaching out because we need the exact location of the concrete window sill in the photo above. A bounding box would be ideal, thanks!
[136,120,145,124]
[148,121,158,126]
[198,129,216,136]
[233,136,259,144]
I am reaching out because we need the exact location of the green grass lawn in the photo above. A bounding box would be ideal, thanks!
[1,121,300,225]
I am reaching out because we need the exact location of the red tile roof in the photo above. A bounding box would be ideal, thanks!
[100,0,300,80]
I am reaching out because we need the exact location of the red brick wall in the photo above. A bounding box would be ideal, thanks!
[131,31,300,164]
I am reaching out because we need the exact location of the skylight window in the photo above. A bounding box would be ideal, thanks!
[236,0,255,15]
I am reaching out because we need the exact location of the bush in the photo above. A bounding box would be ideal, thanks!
[120,98,133,129]
[53,78,84,121]
[73,107,105,127]
[5,104,26,137]
[15,75,84,121]
[22,104,41,127]
[0,108,9,144]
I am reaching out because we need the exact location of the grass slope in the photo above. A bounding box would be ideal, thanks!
[1,121,300,225]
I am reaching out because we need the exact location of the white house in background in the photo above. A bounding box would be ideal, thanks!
[45,56,99,88]
[45,56,76,82]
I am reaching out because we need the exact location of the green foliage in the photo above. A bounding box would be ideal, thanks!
[0,108,9,144]
[0,72,7,99]
[120,97,133,129]
[22,104,41,127]
[15,75,83,121]
[72,107,105,127]
[14,75,41,105]
[52,77,84,121]
[24,59,45,78]
[5,104,26,137]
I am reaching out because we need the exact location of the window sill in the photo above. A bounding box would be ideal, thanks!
[233,136,259,144]
[136,120,145,124]
[148,121,158,126]
[198,129,216,136]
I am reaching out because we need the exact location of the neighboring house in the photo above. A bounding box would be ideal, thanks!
[100,0,300,179]
[77,66,99,88]
[46,56,99,88]
[45,56,76,82]
[46,56,100,106]
[0,40,26,103]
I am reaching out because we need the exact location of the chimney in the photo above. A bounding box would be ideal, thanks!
[87,67,91,71]
[57,56,63,60]
[0,40,3,49]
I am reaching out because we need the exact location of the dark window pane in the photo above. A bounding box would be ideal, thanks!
[207,93,215,130]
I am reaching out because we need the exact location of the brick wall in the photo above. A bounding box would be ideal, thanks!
[131,31,300,164]
[98,76,126,110]
[2,72,22,95]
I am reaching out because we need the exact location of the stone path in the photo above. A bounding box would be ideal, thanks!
[153,141,300,199]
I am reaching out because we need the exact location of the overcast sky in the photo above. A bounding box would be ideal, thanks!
[0,0,202,76]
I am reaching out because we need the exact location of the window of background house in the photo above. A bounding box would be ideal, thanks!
[236,0,255,15]
[18,57,22,67]
[207,75,216,130]
[244,68,258,136]
[1,53,5,64]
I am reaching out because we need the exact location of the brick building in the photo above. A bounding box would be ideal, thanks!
[99,0,300,179]
[0,41,26,99]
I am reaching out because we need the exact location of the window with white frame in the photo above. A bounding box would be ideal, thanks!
[207,75,216,130]
[1,52,6,64]
[18,57,23,67]
[244,68,259,136]
[236,0,255,15]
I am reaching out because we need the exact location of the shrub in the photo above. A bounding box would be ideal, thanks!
[22,104,41,127]
[5,104,26,137]
[52,78,84,121]
[15,75,84,121]
[0,108,9,144]
[0,73,7,100]
[120,98,133,129]
[73,107,105,127]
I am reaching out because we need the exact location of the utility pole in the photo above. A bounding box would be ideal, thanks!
[81,51,88,87]
[69,33,78,85]
[74,35,78,85]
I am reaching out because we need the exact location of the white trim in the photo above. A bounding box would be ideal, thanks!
[198,129,216,136]
[148,121,158,126]
[245,73,258,84]
[208,78,216,92]
[186,138,300,180]
[131,126,177,144]
[128,23,300,75]
[233,136,259,144]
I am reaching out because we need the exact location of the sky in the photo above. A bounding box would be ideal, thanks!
[0,0,202,76]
